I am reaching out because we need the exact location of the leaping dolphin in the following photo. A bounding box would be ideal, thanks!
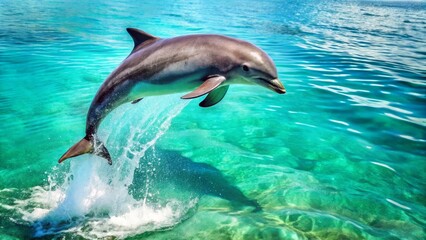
[58,28,286,165]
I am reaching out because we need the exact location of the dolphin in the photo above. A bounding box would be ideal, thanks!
[58,28,286,165]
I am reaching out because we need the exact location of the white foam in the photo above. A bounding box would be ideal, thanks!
[13,95,197,238]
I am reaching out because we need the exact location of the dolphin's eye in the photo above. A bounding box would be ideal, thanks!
[242,65,249,72]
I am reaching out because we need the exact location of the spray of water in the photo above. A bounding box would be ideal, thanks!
[19,95,196,239]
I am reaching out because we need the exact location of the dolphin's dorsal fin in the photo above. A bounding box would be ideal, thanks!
[126,28,159,53]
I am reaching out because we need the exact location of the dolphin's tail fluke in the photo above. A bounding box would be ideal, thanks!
[58,136,112,165]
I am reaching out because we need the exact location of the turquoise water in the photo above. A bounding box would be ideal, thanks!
[1,0,425,239]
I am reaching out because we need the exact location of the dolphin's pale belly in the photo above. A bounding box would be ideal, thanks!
[127,74,205,101]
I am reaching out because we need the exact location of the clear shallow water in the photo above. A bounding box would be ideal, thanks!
[0,0,425,239]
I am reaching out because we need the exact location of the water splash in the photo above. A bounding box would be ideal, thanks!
[24,95,195,238]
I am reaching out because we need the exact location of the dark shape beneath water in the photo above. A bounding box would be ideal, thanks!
[130,148,261,211]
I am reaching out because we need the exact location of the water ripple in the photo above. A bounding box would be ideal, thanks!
[0,0,425,239]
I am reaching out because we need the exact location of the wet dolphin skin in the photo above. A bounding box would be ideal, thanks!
[58,28,285,165]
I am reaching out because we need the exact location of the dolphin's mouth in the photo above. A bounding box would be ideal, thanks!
[257,78,286,94]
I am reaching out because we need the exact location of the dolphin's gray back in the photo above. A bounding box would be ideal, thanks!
[120,35,254,82]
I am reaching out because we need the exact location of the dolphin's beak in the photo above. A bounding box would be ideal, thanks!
[270,79,286,94]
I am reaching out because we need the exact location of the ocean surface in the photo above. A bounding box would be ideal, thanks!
[0,0,425,239]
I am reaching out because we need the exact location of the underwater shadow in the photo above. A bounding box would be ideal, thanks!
[130,148,261,211]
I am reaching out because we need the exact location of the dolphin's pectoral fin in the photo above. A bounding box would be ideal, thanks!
[199,86,229,107]
[181,75,226,99]
[131,98,143,104]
